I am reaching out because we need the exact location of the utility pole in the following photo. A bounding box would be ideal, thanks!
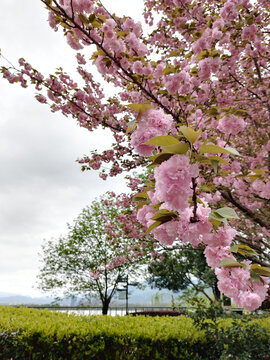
[116,275,129,315]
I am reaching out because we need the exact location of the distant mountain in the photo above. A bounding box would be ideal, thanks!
[112,283,183,306]
[0,284,182,307]
[0,291,20,298]
[0,295,54,306]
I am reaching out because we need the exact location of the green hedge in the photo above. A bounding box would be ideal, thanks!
[0,306,269,360]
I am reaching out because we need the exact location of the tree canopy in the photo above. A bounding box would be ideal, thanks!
[148,247,221,303]
[37,192,154,314]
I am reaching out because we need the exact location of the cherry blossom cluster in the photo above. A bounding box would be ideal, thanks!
[131,105,268,309]
[135,150,268,309]
[215,263,268,311]
[130,109,174,156]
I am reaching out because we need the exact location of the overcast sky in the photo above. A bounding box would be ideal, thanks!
[0,0,144,296]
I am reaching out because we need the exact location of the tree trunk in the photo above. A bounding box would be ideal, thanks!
[261,286,270,310]
[102,298,110,315]
[213,281,221,302]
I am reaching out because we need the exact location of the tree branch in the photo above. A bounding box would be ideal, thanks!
[186,276,213,303]
[43,0,178,120]
[221,190,270,229]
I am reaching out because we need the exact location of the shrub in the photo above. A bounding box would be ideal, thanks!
[0,305,269,360]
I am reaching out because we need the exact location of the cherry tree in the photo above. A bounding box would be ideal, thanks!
[1,0,270,310]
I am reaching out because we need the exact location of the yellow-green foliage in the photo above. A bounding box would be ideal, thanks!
[215,316,270,332]
[0,306,205,360]
[0,306,269,360]
[0,305,202,340]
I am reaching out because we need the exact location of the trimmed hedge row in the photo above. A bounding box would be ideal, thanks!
[0,306,269,360]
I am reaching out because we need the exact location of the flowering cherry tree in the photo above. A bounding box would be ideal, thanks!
[1,0,270,310]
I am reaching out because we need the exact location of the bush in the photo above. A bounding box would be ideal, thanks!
[0,306,206,360]
[0,305,269,360]
[188,298,270,360]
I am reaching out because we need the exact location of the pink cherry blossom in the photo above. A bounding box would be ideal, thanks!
[204,225,236,247]
[130,126,161,156]
[238,292,263,311]
[66,32,83,50]
[136,204,155,228]
[154,155,199,211]
[130,109,174,156]
[204,246,234,268]
[217,115,246,135]
[153,220,178,246]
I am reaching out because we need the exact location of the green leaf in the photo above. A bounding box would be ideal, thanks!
[145,221,162,234]
[144,135,180,146]
[233,108,249,117]
[207,156,229,164]
[251,264,270,277]
[253,168,264,175]
[249,269,262,282]
[136,200,149,210]
[117,30,129,37]
[89,14,96,22]
[133,191,149,201]
[230,244,239,253]
[190,67,198,77]
[215,207,239,219]
[158,209,174,215]
[151,209,177,222]
[208,217,222,229]
[78,14,90,24]
[200,155,229,173]
[207,106,219,116]
[224,147,240,156]
[211,159,219,173]
[209,212,227,223]
[127,103,154,113]
[218,258,245,268]
[168,50,180,57]
[151,214,176,223]
[196,49,210,60]
[92,20,102,27]
[231,244,258,256]
[200,144,240,156]
[148,153,174,167]
[162,142,189,154]
[179,126,202,144]
[162,64,177,75]
[97,14,106,23]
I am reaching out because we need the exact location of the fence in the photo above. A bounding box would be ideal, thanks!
[12,305,184,316]
[11,305,246,316]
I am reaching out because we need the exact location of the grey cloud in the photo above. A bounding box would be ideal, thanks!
[0,0,141,296]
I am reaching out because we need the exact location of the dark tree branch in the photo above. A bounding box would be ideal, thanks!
[221,190,270,229]
[186,275,213,303]
[190,177,199,223]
